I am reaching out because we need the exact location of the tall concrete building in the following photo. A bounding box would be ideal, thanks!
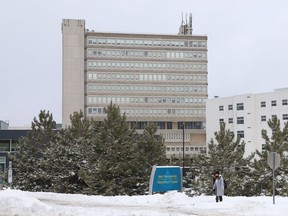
[206,88,288,157]
[62,17,208,159]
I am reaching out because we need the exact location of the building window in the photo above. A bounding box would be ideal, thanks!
[283,114,288,120]
[200,147,206,154]
[167,122,172,129]
[262,144,266,151]
[282,99,288,105]
[271,100,277,106]
[166,147,170,152]
[261,101,266,107]
[178,122,185,129]
[0,140,10,152]
[228,105,233,110]
[0,157,5,174]
[237,131,245,138]
[228,118,233,123]
[237,117,244,124]
[236,103,244,110]
[261,115,266,121]
[156,122,165,129]
[219,119,224,123]
[11,140,19,151]
[219,105,224,111]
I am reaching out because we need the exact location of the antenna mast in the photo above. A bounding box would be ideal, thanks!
[178,12,193,35]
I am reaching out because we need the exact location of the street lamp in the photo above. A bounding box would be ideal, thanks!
[182,123,185,177]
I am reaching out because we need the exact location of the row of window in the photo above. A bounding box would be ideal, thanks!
[87,61,207,71]
[261,114,288,121]
[166,146,206,153]
[219,103,244,111]
[87,107,206,117]
[87,72,207,83]
[261,99,288,107]
[87,84,207,94]
[219,99,288,111]
[0,140,18,152]
[127,121,203,130]
[87,37,207,48]
[87,96,206,105]
[87,49,207,60]
[220,114,288,125]
[129,121,172,129]
[219,117,244,124]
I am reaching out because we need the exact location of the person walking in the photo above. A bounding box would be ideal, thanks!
[213,171,224,202]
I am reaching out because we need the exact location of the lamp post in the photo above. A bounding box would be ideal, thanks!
[182,123,185,177]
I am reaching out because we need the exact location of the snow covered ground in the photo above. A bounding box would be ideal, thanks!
[0,189,287,216]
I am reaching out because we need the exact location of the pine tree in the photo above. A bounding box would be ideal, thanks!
[42,111,93,194]
[190,122,254,196]
[10,110,57,191]
[137,123,167,192]
[83,103,142,195]
[251,116,288,195]
[138,123,166,167]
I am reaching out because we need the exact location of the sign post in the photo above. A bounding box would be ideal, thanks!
[267,152,280,204]
[8,161,12,185]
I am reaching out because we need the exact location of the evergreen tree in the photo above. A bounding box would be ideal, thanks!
[137,123,167,192]
[251,116,288,195]
[10,110,57,191]
[138,123,166,167]
[190,122,254,196]
[42,111,93,194]
[189,153,212,196]
[83,103,142,195]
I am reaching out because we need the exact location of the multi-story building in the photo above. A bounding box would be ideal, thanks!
[206,88,288,157]
[62,17,208,159]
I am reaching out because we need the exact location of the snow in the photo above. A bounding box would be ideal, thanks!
[1,188,287,216]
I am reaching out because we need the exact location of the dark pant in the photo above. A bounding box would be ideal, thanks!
[216,196,223,202]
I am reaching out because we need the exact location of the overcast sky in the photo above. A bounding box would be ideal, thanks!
[1,0,287,126]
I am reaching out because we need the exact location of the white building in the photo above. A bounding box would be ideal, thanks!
[206,88,288,157]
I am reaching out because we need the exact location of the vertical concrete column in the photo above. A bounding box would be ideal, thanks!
[62,19,85,127]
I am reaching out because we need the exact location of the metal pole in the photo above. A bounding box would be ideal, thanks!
[273,153,275,204]
[182,123,185,177]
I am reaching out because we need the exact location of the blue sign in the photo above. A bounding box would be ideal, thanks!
[149,166,182,194]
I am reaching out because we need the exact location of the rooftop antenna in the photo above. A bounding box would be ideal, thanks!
[189,13,193,35]
[178,12,193,35]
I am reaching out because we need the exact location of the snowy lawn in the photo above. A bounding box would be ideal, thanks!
[0,189,287,216]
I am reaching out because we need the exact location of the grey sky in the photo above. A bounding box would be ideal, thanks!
[1,0,287,126]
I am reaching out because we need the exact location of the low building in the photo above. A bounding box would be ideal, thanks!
[0,129,29,174]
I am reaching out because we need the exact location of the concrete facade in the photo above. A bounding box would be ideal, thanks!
[206,88,288,157]
[62,19,208,158]
[62,19,86,127]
